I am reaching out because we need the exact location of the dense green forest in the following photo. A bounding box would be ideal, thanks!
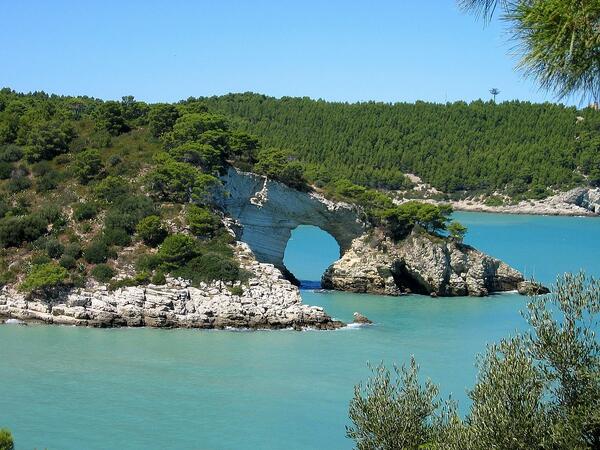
[201,93,600,199]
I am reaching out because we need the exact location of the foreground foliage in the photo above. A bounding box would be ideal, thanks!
[0,429,14,450]
[347,272,600,449]
[460,0,600,102]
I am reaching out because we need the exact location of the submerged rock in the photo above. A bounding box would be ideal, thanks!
[352,312,373,324]
[517,280,550,296]
[323,230,529,297]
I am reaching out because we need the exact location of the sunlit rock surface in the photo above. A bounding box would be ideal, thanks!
[218,168,365,273]
[322,230,526,297]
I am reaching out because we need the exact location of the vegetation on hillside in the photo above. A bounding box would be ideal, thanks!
[0,89,270,292]
[347,272,600,449]
[0,88,463,291]
[202,93,600,199]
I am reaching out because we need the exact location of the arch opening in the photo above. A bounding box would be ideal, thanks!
[283,225,341,289]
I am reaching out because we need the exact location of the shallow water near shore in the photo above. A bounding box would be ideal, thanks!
[1,212,599,449]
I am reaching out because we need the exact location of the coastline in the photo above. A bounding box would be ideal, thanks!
[0,242,344,331]
[397,186,600,218]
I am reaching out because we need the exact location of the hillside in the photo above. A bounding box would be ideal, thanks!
[201,93,600,200]
[0,88,454,296]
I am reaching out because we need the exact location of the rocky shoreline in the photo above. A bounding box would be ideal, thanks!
[0,243,344,330]
[400,187,600,217]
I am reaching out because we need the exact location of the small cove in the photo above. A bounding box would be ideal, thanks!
[1,212,599,449]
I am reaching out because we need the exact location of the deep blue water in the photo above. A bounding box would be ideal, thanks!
[1,213,599,449]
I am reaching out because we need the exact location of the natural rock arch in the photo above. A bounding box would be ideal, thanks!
[217,168,365,279]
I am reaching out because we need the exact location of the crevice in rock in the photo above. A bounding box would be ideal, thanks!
[391,260,430,295]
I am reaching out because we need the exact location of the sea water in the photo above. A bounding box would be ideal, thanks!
[1,213,599,449]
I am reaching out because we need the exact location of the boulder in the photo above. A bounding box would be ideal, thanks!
[517,280,550,296]
[352,312,373,324]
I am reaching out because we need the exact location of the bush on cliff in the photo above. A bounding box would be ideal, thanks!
[90,264,115,282]
[186,205,221,236]
[136,215,167,247]
[157,234,200,267]
[20,262,68,293]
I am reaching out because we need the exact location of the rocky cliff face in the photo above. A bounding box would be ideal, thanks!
[322,230,526,297]
[217,168,365,275]
[0,243,343,330]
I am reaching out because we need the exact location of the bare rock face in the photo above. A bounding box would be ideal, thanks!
[353,312,373,324]
[322,231,526,297]
[217,168,365,275]
[553,187,600,215]
[517,280,550,296]
[0,243,344,330]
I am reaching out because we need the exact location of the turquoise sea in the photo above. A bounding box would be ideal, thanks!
[1,212,599,449]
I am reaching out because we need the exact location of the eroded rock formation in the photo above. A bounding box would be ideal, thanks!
[322,230,527,297]
[217,168,365,275]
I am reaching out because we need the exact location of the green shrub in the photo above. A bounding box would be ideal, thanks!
[0,214,48,248]
[145,153,219,203]
[90,263,115,282]
[0,200,9,219]
[187,205,220,236]
[0,162,11,179]
[0,144,23,162]
[172,252,247,286]
[108,155,122,167]
[447,221,467,242]
[30,254,52,266]
[148,103,180,137]
[136,215,167,246]
[230,285,244,296]
[136,253,162,272]
[157,234,200,266]
[255,147,307,190]
[0,428,14,450]
[20,262,68,292]
[73,148,104,183]
[6,175,31,193]
[0,269,16,288]
[169,142,222,171]
[83,240,110,264]
[45,238,64,259]
[96,101,129,136]
[63,242,82,258]
[104,195,155,233]
[94,176,129,202]
[73,202,98,221]
[59,254,77,270]
[151,270,166,285]
[101,227,131,247]
[23,120,74,162]
[35,170,61,192]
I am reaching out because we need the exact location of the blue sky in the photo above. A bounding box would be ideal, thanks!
[0,0,571,104]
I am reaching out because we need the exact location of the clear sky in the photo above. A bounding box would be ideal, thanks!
[0,0,573,105]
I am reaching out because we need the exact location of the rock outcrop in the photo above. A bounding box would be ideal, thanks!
[353,312,373,324]
[424,186,600,217]
[217,168,365,275]
[0,243,343,330]
[322,230,526,297]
